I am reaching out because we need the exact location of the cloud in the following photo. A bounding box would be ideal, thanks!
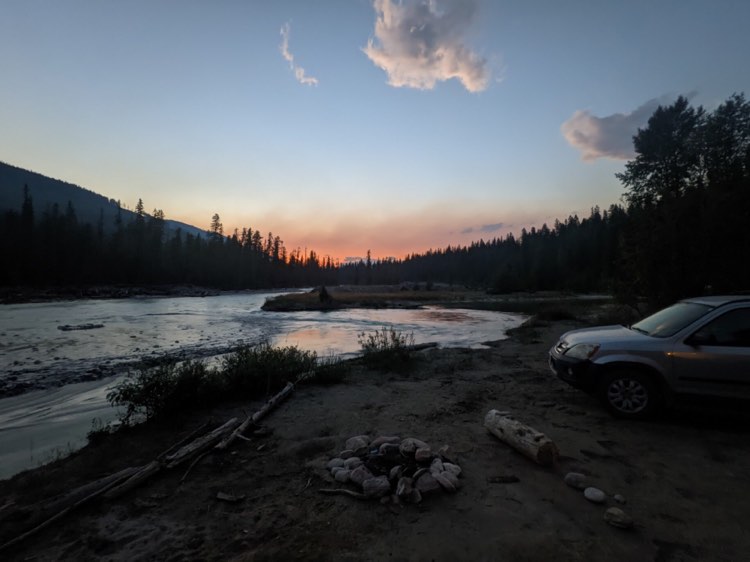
[363,0,490,93]
[280,23,318,86]
[461,222,504,235]
[561,96,676,161]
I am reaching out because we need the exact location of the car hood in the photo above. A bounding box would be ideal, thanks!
[560,325,652,346]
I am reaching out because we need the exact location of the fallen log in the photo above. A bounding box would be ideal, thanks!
[215,382,295,451]
[165,417,240,468]
[103,461,163,500]
[484,409,559,466]
[0,466,140,554]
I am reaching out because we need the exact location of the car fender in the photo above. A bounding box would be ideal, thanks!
[592,355,675,404]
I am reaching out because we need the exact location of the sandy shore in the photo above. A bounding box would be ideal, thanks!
[2,316,749,561]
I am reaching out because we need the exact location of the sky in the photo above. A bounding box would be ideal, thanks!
[1,0,749,263]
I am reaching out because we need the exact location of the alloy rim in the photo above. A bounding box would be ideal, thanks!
[608,378,648,413]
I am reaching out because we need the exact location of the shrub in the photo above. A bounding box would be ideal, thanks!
[358,326,415,369]
[107,360,217,424]
[304,354,348,385]
[221,343,318,396]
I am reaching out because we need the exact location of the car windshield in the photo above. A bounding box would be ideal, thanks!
[631,302,713,337]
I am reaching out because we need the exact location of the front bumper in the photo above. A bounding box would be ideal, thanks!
[548,349,599,392]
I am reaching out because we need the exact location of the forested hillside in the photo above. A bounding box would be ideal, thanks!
[2,94,748,305]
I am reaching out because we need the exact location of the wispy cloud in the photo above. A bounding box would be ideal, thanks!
[561,96,676,161]
[363,0,490,93]
[280,23,318,86]
[461,222,505,235]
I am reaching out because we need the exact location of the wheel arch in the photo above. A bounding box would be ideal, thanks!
[597,361,674,406]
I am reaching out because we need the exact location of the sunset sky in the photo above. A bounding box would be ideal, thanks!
[1,0,748,262]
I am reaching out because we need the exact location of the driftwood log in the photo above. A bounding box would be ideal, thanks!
[164,417,240,468]
[215,382,295,451]
[484,409,559,466]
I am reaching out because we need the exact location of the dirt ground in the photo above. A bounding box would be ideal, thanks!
[2,316,750,561]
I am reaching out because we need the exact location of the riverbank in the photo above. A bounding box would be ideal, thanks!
[2,312,749,560]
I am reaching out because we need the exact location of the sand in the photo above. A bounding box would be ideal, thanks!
[2,317,749,561]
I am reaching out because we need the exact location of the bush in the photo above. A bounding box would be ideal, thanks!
[107,360,217,424]
[358,326,415,369]
[222,343,318,396]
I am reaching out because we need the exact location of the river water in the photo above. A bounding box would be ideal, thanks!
[0,291,525,480]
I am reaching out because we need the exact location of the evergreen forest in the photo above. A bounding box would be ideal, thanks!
[2,94,748,306]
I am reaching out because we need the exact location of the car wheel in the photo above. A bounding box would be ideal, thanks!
[599,369,661,419]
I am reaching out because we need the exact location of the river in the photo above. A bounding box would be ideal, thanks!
[0,291,525,480]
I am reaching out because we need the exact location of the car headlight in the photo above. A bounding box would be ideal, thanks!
[564,343,600,360]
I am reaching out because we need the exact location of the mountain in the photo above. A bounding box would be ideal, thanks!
[0,161,206,238]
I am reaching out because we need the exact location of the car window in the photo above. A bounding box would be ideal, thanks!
[631,302,713,337]
[690,308,750,347]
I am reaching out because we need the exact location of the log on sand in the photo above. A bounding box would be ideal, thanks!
[484,409,559,466]
[215,381,296,451]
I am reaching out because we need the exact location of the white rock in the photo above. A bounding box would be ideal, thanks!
[604,507,634,529]
[344,457,363,470]
[362,476,391,498]
[396,476,413,497]
[331,466,344,476]
[430,458,444,475]
[349,465,374,487]
[414,447,432,463]
[326,458,345,470]
[400,437,429,456]
[371,436,400,448]
[339,449,354,459]
[433,471,456,493]
[345,435,370,452]
[584,487,607,503]
[564,472,587,490]
[389,465,403,482]
[334,469,351,483]
[614,494,627,504]
[440,470,461,489]
[415,473,441,494]
[442,462,461,477]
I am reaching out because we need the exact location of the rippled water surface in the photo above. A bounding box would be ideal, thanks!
[0,291,525,479]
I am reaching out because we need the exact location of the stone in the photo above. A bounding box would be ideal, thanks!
[389,465,403,482]
[345,435,370,452]
[430,458,445,475]
[371,436,400,448]
[442,462,461,477]
[379,443,402,462]
[331,466,344,476]
[396,476,413,497]
[584,487,607,504]
[415,473,441,494]
[339,449,354,459]
[407,488,422,504]
[326,458,345,470]
[344,457,363,470]
[438,445,453,461]
[433,471,456,493]
[363,476,391,498]
[440,470,461,489]
[564,472,588,490]
[614,494,627,504]
[604,507,634,529]
[400,437,429,456]
[350,465,374,487]
[414,447,433,463]
[334,469,351,483]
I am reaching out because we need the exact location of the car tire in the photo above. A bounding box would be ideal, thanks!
[598,369,662,420]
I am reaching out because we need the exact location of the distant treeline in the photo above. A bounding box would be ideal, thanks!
[2,94,748,305]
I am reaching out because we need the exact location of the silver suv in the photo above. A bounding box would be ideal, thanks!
[549,296,750,418]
